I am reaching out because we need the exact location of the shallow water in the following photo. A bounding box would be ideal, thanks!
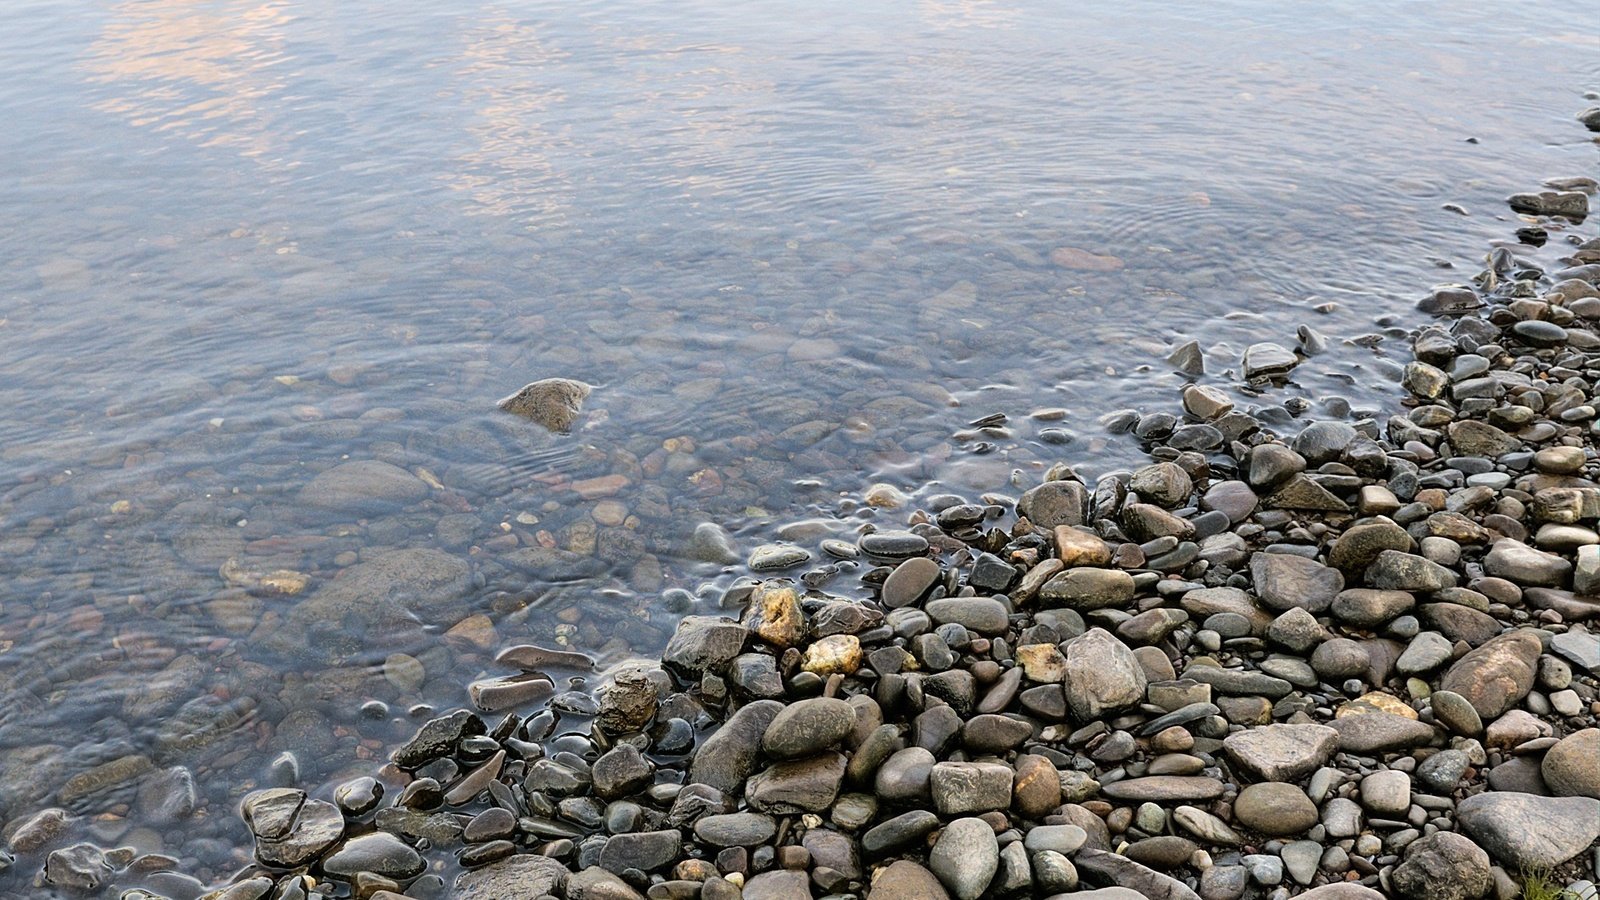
[1,0,1598,891]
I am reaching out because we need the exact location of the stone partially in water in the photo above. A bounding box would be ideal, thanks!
[43,844,112,891]
[248,795,345,869]
[496,378,592,432]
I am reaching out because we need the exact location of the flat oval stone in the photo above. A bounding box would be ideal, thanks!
[859,531,930,559]
[881,557,940,608]
[748,544,811,571]
[693,812,776,847]
[1099,776,1225,802]
[925,597,1010,635]
[322,832,424,880]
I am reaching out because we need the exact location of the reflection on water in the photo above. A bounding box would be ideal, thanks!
[0,0,1597,892]
[451,15,572,223]
[85,0,296,160]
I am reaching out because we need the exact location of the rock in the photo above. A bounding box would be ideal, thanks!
[1075,848,1203,900]
[1016,643,1067,682]
[1397,631,1456,675]
[1019,480,1088,528]
[1332,588,1415,627]
[598,830,682,873]
[929,817,998,900]
[876,747,937,802]
[300,460,429,513]
[1101,776,1225,802]
[1447,420,1521,457]
[1431,690,1484,736]
[1012,753,1062,819]
[689,700,783,795]
[497,377,591,431]
[742,582,805,647]
[1131,462,1193,507]
[661,616,746,678]
[745,752,845,813]
[1233,782,1318,835]
[1359,769,1411,816]
[688,522,740,565]
[882,557,941,607]
[1366,550,1458,591]
[1040,566,1136,610]
[762,698,856,760]
[1250,443,1306,487]
[1484,539,1572,587]
[595,666,660,734]
[930,761,1013,814]
[1508,191,1589,218]
[283,548,472,650]
[456,853,571,898]
[1329,522,1413,574]
[1222,723,1338,782]
[1294,421,1357,465]
[869,860,951,900]
[1417,749,1471,794]
[1327,711,1436,753]
[591,744,654,800]
[1542,728,1600,798]
[1438,630,1542,719]
[926,597,1010,634]
[392,710,484,769]
[1297,886,1386,900]
[748,544,810,571]
[322,832,425,880]
[568,867,646,900]
[1055,526,1113,567]
[1023,824,1088,855]
[802,634,862,674]
[693,813,776,847]
[743,869,810,900]
[1267,607,1324,652]
[1063,628,1147,720]
[43,844,111,891]
[1172,344,1208,378]
[243,789,344,869]
[1391,832,1491,900]
[1456,791,1600,869]
[1552,629,1600,673]
[1243,342,1298,379]
[1250,552,1343,613]
[468,672,555,711]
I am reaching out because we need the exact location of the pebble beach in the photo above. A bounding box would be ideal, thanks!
[10,104,1600,900]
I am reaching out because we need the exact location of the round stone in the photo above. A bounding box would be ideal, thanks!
[1232,782,1318,836]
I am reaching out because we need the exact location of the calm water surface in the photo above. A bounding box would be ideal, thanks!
[1,0,1598,892]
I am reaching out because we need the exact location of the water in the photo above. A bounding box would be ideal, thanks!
[0,0,1597,891]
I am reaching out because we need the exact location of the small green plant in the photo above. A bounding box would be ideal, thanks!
[1520,868,1576,900]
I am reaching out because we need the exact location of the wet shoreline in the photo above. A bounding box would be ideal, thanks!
[7,105,1599,898]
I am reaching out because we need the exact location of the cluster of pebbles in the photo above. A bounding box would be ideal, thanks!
[15,119,1600,900]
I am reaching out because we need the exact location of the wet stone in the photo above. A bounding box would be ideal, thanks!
[454,853,571,899]
[322,832,425,880]
[392,710,484,770]
[858,530,929,561]
[693,813,776,848]
[881,557,941,608]
[747,544,810,571]
[762,697,856,760]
